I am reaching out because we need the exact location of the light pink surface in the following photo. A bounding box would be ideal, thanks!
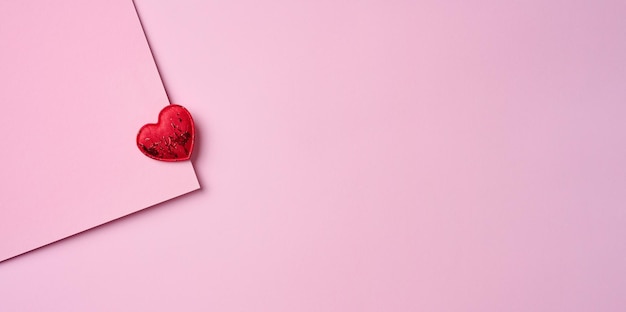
[1,0,625,311]
[0,0,199,261]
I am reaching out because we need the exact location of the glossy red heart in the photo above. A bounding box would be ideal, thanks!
[137,104,195,161]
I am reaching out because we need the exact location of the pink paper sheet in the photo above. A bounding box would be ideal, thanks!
[0,0,199,261]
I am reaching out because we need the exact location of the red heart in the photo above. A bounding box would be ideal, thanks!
[137,104,195,161]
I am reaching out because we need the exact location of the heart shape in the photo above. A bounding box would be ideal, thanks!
[137,104,195,161]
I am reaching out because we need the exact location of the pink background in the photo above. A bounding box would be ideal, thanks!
[1,0,625,311]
